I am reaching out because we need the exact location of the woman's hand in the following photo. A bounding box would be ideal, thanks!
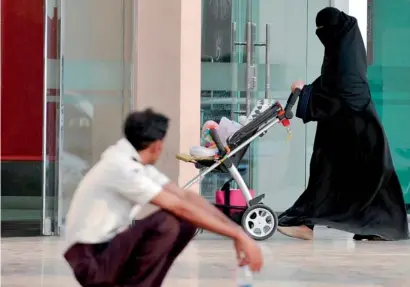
[291,81,305,92]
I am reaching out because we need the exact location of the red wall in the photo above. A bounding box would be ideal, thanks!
[1,0,44,161]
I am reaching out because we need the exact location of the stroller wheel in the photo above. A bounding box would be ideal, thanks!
[241,204,278,241]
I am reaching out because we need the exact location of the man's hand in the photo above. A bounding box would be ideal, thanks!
[291,80,305,92]
[234,232,263,272]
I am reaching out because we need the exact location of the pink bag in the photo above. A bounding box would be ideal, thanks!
[215,189,255,216]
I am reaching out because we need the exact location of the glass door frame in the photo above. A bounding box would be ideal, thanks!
[42,0,63,236]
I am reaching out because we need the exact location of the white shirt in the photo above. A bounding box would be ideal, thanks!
[65,138,170,250]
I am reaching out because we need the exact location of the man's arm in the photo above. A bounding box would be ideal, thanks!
[151,188,264,272]
[164,182,238,228]
[151,187,243,239]
[118,164,242,237]
[145,165,236,227]
[119,166,263,272]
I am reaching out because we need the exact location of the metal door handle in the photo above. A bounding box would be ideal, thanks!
[230,21,271,117]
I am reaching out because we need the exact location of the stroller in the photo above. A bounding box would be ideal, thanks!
[176,90,301,241]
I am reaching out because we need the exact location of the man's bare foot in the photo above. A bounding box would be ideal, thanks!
[277,225,313,240]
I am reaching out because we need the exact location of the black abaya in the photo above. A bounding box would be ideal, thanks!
[278,7,409,240]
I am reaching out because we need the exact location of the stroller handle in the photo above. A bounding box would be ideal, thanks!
[284,88,302,119]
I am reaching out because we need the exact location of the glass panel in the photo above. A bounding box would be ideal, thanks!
[43,0,134,234]
[200,0,246,201]
[251,0,309,211]
[200,0,320,211]
[367,0,410,212]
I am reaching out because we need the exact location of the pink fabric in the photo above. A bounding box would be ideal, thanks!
[215,189,255,215]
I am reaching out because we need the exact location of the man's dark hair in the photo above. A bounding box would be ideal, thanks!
[123,109,169,151]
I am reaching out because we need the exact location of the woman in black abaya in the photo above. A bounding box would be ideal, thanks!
[277,7,409,241]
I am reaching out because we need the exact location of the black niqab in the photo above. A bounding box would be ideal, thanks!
[316,7,369,113]
[316,7,355,45]
[278,8,409,240]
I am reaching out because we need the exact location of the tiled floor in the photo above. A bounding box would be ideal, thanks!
[1,227,410,287]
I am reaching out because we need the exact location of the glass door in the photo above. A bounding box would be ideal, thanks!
[249,0,310,211]
[200,0,330,211]
[200,0,253,201]
[42,0,135,235]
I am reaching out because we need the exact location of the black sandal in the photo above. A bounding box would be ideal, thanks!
[353,234,386,241]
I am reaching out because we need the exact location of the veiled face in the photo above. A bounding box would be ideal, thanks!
[315,7,342,46]
[315,7,355,47]
[316,26,336,46]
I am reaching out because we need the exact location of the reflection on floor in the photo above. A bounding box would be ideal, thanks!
[1,227,410,287]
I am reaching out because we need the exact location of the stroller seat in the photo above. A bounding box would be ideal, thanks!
[176,101,282,171]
